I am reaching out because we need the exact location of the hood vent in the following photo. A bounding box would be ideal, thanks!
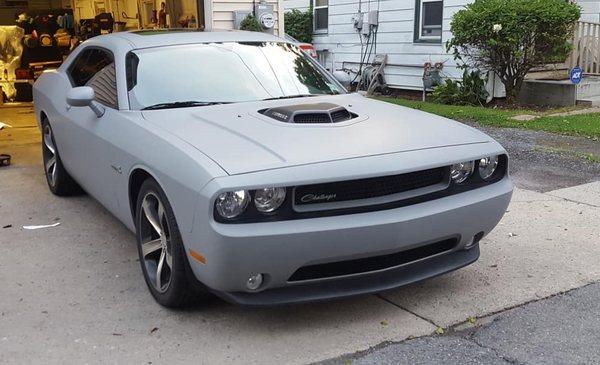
[260,102,356,124]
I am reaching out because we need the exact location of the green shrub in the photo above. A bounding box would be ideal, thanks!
[284,8,313,43]
[240,14,263,32]
[448,0,580,104]
[432,70,489,106]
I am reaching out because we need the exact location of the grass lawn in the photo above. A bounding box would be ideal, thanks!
[374,97,600,139]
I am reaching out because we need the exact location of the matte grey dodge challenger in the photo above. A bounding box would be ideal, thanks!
[33,30,513,307]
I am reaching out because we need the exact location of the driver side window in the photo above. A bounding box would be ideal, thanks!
[68,48,118,109]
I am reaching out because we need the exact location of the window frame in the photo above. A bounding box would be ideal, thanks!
[66,46,119,109]
[313,0,328,34]
[414,0,443,44]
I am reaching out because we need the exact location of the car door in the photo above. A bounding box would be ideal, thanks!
[59,47,121,214]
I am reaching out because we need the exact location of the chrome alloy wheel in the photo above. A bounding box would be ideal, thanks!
[42,125,58,187]
[139,192,173,293]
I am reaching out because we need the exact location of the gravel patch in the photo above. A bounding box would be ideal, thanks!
[464,122,600,192]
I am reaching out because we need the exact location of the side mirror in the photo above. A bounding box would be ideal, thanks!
[67,86,94,106]
[66,86,105,117]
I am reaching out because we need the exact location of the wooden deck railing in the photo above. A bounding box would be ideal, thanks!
[569,21,600,75]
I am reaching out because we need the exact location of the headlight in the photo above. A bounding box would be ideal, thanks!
[450,161,475,184]
[478,156,499,180]
[254,187,286,213]
[215,190,250,219]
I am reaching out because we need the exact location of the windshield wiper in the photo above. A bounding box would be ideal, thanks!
[262,94,321,101]
[142,101,231,110]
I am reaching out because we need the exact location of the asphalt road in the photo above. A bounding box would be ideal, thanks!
[323,283,600,365]
[1,105,599,364]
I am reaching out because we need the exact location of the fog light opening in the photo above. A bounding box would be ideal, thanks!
[465,231,485,250]
[246,273,264,291]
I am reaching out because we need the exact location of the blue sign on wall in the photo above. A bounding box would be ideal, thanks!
[570,66,583,84]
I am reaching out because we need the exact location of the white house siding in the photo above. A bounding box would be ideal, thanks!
[209,0,285,35]
[285,0,311,11]
[578,0,600,23]
[285,0,470,90]
[285,0,600,92]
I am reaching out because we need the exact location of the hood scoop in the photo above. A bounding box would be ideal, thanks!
[260,102,357,124]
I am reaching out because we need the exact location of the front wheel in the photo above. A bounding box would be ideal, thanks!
[41,119,82,196]
[135,178,208,307]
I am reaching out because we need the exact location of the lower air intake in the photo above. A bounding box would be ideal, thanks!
[288,238,458,281]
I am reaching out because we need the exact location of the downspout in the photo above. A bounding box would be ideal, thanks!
[277,0,284,36]
[203,0,212,30]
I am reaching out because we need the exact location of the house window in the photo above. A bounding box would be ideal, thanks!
[415,0,443,42]
[314,0,328,32]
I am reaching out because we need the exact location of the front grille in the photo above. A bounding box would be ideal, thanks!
[288,238,458,281]
[294,167,447,206]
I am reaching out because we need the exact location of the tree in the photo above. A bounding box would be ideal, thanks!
[447,0,580,104]
[285,8,313,43]
[240,14,263,32]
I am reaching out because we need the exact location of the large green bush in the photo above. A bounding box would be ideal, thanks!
[284,8,313,43]
[432,70,489,106]
[448,0,580,103]
[240,14,263,32]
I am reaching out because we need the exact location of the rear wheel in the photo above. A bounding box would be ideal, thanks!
[135,178,208,307]
[41,119,82,196]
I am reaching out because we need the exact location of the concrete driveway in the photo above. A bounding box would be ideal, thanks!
[1,105,599,364]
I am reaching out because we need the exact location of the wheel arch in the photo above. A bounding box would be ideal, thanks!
[39,110,49,130]
[128,167,154,221]
[127,162,208,239]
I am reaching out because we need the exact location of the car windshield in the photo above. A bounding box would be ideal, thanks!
[128,42,345,110]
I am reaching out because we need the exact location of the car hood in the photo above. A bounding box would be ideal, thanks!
[141,93,492,175]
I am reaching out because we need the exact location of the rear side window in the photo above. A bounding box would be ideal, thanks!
[68,48,118,108]
[69,49,113,86]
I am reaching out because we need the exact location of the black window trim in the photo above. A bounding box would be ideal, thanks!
[313,0,329,34]
[414,0,444,44]
[66,45,119,109]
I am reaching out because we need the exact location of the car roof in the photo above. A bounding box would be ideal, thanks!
[87,29,287,50]
[283,33,299,43]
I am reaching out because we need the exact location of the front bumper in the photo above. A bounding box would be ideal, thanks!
[218,244,480,306]
[184,175,513,305]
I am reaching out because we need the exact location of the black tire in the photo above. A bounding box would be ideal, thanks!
[41,119,83,196]
[135,178,208,308]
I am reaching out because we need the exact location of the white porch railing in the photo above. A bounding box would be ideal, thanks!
[569,21,600,75]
